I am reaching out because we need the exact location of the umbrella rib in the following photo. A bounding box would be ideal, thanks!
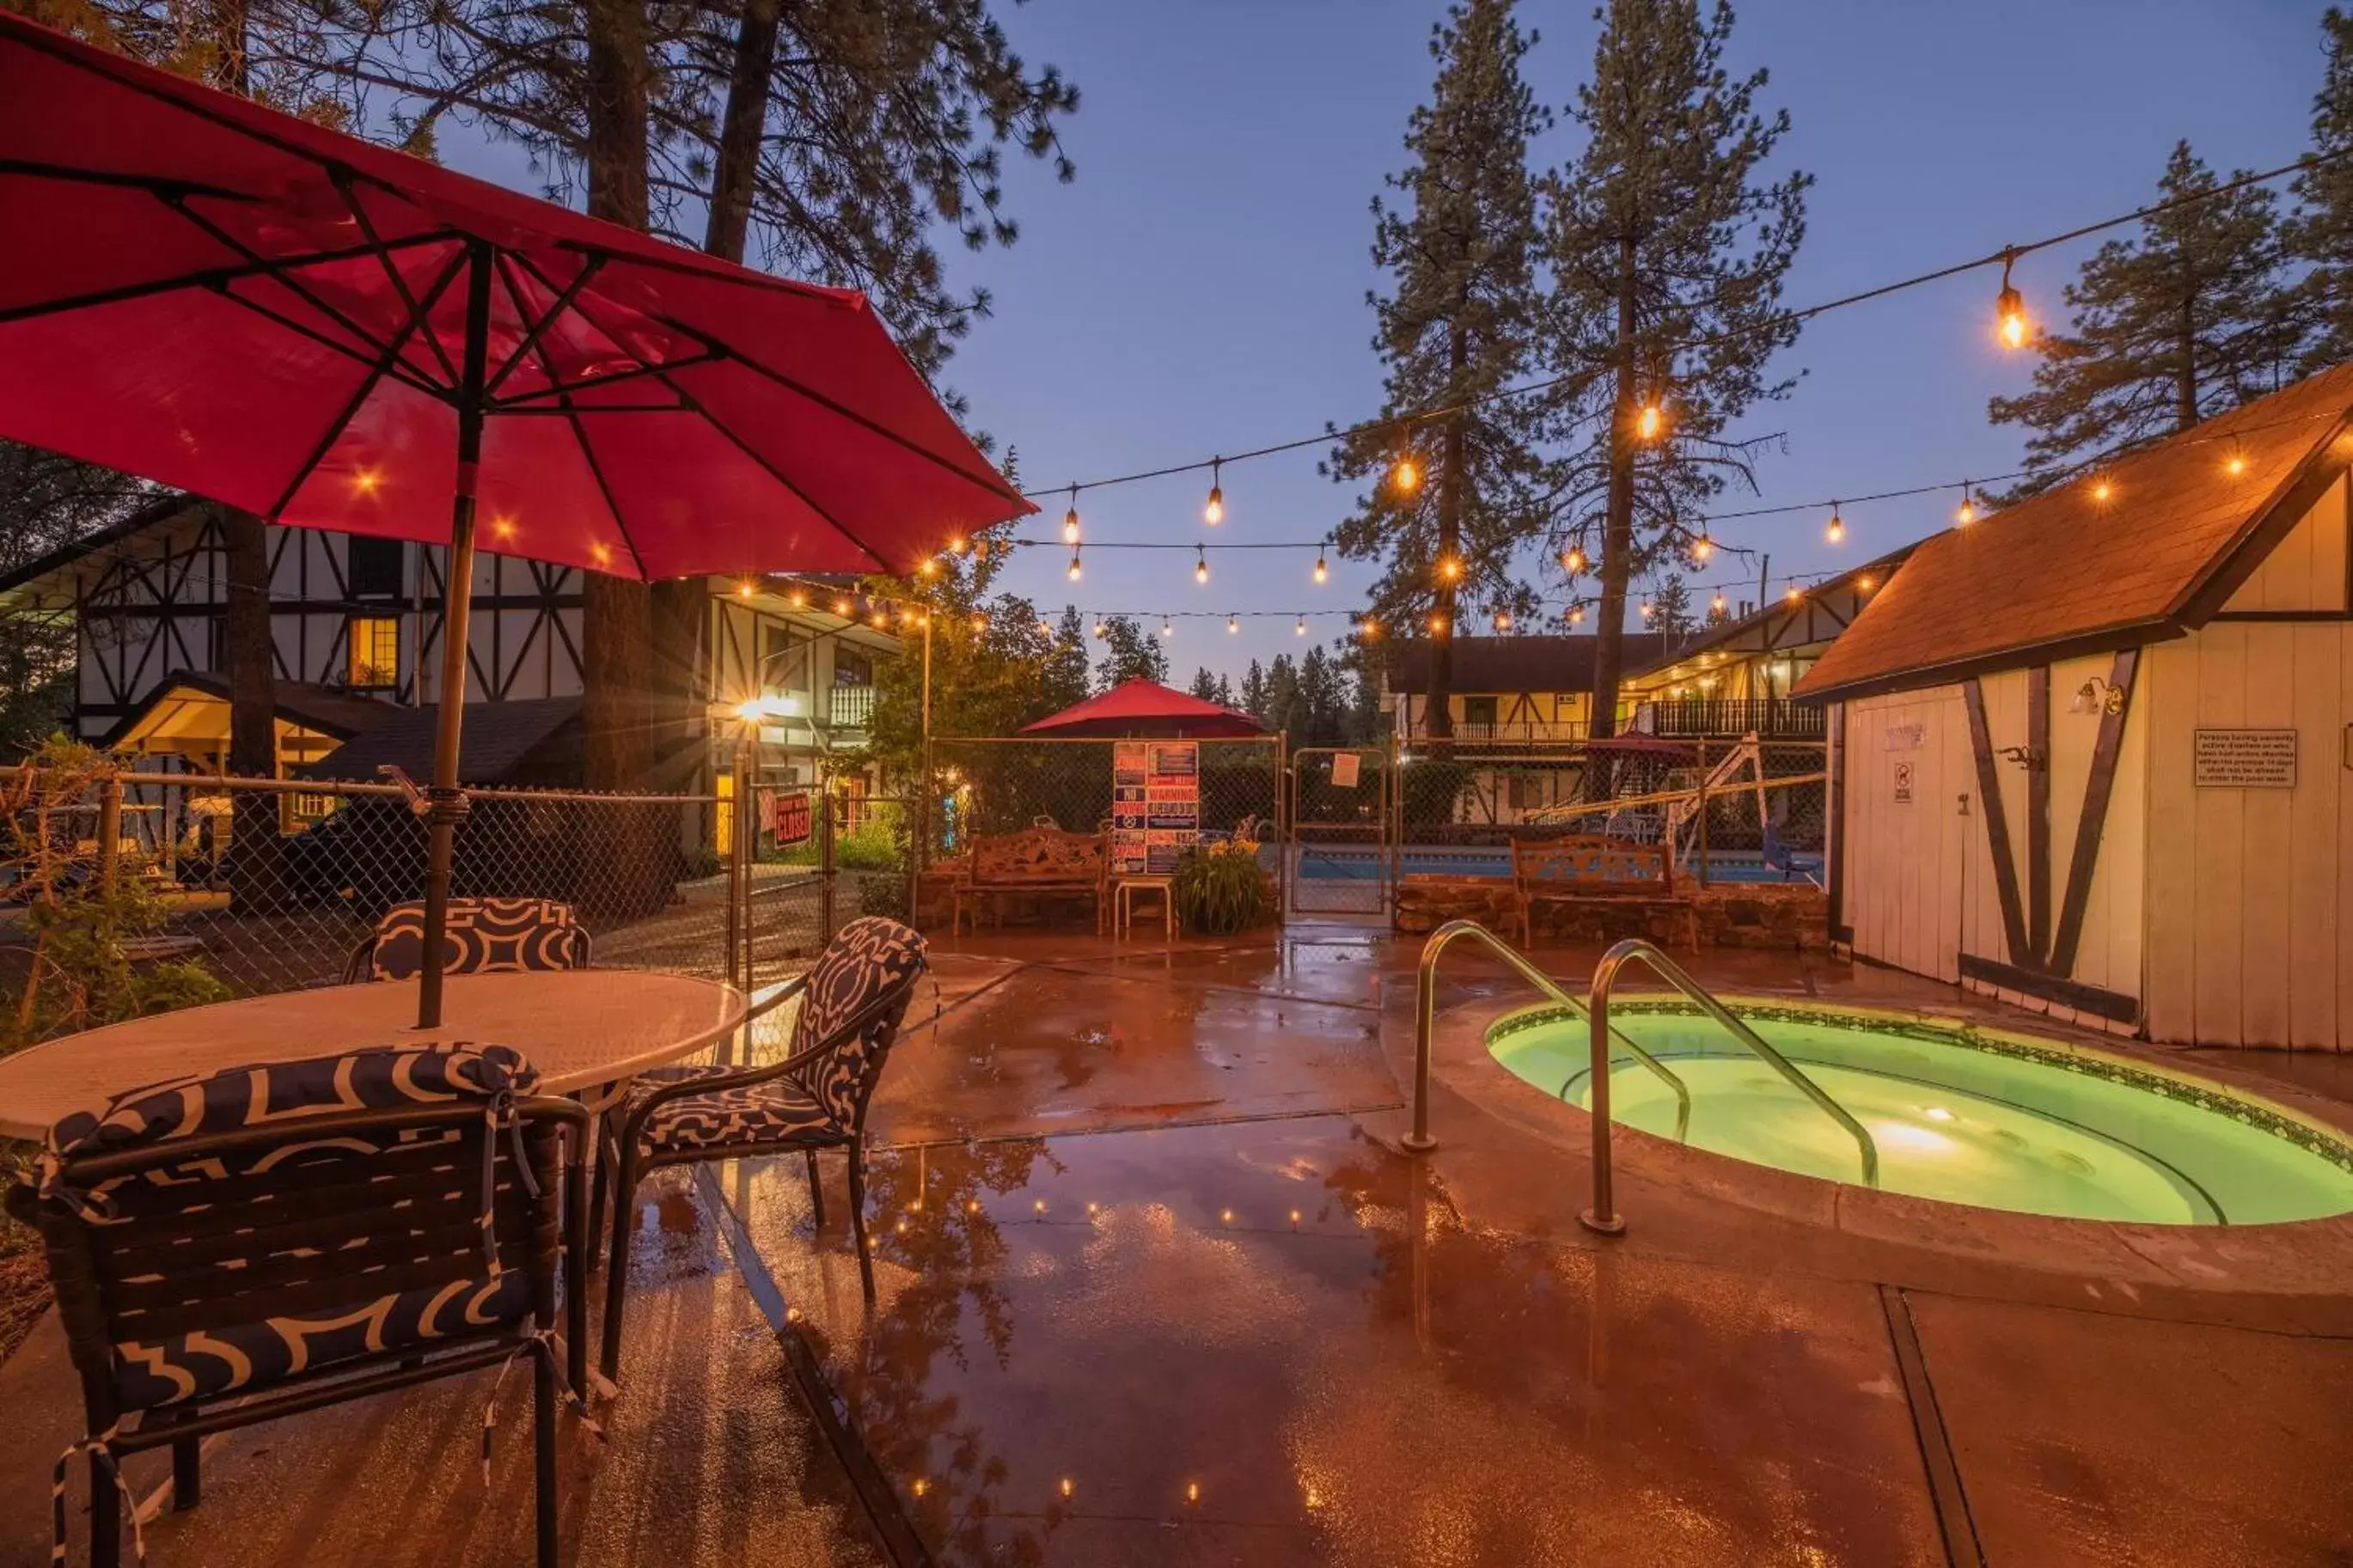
[510,310,649,579]
[0,158,258,202]
[336,175,461,387]
[264,247,472,520]
[489,351,721,410]
[0,231,457,329]
[163,193,419,370]
[204,281,448,401]
[483,254,605,399]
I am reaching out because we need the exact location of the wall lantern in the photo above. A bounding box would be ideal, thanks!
[2070,676,2125,717]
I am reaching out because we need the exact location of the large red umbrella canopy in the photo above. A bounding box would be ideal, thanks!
[1022,679,1267,739]
[0,12,1031,577]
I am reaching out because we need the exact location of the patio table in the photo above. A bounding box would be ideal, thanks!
[0,971,748,1139]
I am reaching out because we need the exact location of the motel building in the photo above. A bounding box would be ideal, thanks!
[1796,363,2353,1048]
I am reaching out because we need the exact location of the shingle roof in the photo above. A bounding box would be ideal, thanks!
[101,670,400,745]
[1794,365,2353,703]
[1385,633,1670,694]
[304,697,581,784]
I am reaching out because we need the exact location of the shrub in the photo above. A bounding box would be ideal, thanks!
[1171,836,1268,937]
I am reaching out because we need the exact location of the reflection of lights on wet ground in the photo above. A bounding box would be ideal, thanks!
[1034,1199,1047,1214]
[911,1479,928,1498]
[1060,1478,1073,1498]
[1086,1201,1099,1216]
[1289,1209,1302,1224]
[966,1199,981,1214]
[1219,1208,1234,1223]
[1186,1481,1200,1504]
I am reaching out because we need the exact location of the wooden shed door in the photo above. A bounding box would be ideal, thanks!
[1843,692,1969,984]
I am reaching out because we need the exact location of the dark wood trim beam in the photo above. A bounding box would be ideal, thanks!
[1959,953,2139,1026]
[2176,418,2353,625]
[2050,649,2139,978]
[1963,679,2033,968]
[2026,665,2051,959]
[1794,619,2185,708]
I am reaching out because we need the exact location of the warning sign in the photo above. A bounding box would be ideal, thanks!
[1892,760,1915,804]
[771,790,812,845]
[2193,729,2297,789]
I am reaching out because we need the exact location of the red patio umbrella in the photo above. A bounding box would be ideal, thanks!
[0,13,1032,1023]
[1021,678,1268,739]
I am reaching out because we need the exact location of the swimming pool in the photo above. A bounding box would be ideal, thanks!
[1487,1002,2353,1225]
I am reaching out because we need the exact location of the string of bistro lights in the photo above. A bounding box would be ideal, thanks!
[901,144,2351,639]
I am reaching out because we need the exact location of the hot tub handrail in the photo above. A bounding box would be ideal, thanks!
[1408,918,1692,1154]
[1582,937,1879,1235]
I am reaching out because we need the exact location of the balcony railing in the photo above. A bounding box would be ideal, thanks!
[1420,717,1592,743]
[828,684,876,730]
[1633,698,1824,739]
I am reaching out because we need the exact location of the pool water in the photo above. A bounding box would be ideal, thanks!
[1488,1004,2353,1225]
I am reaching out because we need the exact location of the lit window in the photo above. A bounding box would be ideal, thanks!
[348,616,400,688]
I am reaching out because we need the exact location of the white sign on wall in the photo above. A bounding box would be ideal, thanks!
[1893,760,1915,803]
[2193,728,2297,789]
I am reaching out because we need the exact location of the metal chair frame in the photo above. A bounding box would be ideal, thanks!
[5,1097,590,1568]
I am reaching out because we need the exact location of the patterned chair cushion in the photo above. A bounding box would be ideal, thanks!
[35,1046,545,1412]
[368,897,585,981]
[631,1063,834,1151]
[780,917,929,1123]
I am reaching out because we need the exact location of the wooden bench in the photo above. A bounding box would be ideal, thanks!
[1510,834,1700,951]
[950,827,1108,936]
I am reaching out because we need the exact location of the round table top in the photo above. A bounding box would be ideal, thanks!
[0,971,747,1140]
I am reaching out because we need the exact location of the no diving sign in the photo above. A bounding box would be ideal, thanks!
[1893,760,1915,804]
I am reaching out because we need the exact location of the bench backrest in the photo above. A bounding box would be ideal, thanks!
[1512,834,1672,892]
[972,827,1104,885]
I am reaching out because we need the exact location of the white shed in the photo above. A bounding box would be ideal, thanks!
[1796,365,2353,1049]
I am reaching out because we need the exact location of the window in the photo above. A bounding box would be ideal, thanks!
[761,624,808,695]
[1464,696,1499,729]
[835,648,874,687]
[347,535,404,599]
[1507,773,1549,810]
[347,616,400,688]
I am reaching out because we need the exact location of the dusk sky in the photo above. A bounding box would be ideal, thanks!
[456,0,2330,680]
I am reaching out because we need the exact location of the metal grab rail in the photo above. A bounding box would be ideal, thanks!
[1409,919,1692,1153]
[1582,938,1879,1235]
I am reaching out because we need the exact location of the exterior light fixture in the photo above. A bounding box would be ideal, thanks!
[1295,616,1307,636]
[1825,503,1846,545]
[1313,546,1329,584]
[1205,458,1224,525]
[1568,604,1586,625]
[1062,485,1080,545]
[1226,612,1239,633]
[1956,484,1977,526]
[1195,546,1210,585]
[1067,551,1083,582]
[2071,675,2125,716]
[1995,250,2030,350]
[1691,533,1714,563]
[1392,448,1420,492]
[1160,617,1173,638]
[1636,401,1665,442]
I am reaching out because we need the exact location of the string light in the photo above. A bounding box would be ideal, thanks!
[1294,616,1307,636]
[2091,478,2114,503]
[971,613,987,633]
[1638,600,1655,620]
[1691,534,1714,564]
[1391,449,1421,492]
[2225,447,2248,476]
[1786,585,1803,603]
[1825,503,1846,545]
[735,577,755,599]
[1492,612,1512,631]
[1313,546,1329,584]
[1160,617,1173,638]
[1063,485,1081,546]
[789,589,808,609]
[1205,458,1224,525]
[834,597,852,617]
[1067,549,1083,582]
[1428,613,1449,637]
[1568,605,1586,625]
[1857,575,1878,593]
[1995,251,2030,350]
[1092,618,1107,638]
[1437,556,1462,583]
[949,534,969,555]
[1956,484,1977,526]
[1711,590,1727,614]
[1561,546,1586,576]
[1635,400,1665,442]
[1357,615,1378,639]
[1195,546,1209,585]
[1227,613,1239,633]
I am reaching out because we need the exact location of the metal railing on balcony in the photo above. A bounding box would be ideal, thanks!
[827,684,876,730]
[1633,698,1824,739]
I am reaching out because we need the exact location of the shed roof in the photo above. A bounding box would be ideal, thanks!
[1794,364,2353,703]
[1385,633,1670,695]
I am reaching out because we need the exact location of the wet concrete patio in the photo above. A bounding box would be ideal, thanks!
[2,924,2350,1565]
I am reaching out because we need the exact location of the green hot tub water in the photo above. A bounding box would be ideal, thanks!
[1487,1005,2353,1225]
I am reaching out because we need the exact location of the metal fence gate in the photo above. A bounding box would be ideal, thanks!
[1288,744,1393,917]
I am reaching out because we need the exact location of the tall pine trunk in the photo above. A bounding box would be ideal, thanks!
[2177,296,2199,430]
[1589,236,1639,758]
[578,0,656,792]
[1427,330,1465,743]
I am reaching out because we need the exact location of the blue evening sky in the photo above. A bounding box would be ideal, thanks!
[443,0,2330,681]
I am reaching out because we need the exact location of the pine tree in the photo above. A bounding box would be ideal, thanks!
[1650,574,1695,643]
[1263,655,1299,741]
[1188,667,1220,700]
[1042,607,1090,711]
[1094,617,1168,691]
[1543,0,1808,740]
[1991,143,2297,493]
[2289,10,2353,374]
[1213,674,1237,709]
[1241,660,1269,721]
[1323,0,1550,740]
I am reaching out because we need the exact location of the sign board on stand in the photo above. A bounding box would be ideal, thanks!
[1112,741,1200,875]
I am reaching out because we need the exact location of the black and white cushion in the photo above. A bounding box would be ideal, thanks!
[369,897,585,981]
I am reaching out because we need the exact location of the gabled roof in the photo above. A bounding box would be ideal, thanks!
[103,670,399,747]
[1626,546,1916,686]
[1795,364,2353,704]
[304,697,582,784]
[1385,633,1670,695]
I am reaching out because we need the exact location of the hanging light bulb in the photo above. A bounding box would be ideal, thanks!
[1313,546,1329,585]
[834,597,853,617]
[949,534,969,556]
[1636,400,1665,442]
[789,589,809,609]
[974,538,990,562]
[2091,478,2114,503]
[1428,613,1449,637]
[1295,616,1307,637]
[2225,448,2248,477]
[1568,604,1586,626]
[1205,458,1224,525]
[1067,549,1083,582]
[1492,611,1512,631]
[871,607,889,629]
[1786,585,1803,604]
[1092,618,1107,638]
[1956,484,1977,526]
[971,613,987,633]
[1357,615,1378,640]
[1437,556,1462,583]
[1825,503,1846,546]
[1036,615,1054,636]
[1160,618,1173,638]
[1995,251,2030,350]
[1392,449,1421,492]
[1562,546,1586,577]
[1226,613,1240,633]
[1062,485,1081,546]
[918,558,939,579]
[1195,546,1210,585]
[1691,533,1714,564]
[1639,600,1655,620]
[736,576,756,599]
[1711,590,1727,615]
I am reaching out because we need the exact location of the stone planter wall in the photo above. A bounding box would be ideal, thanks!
[1393,875,1828,950]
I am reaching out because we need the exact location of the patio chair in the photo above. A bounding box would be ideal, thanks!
[3,1045,590,1568]
[344,896,592,983]
[599,917,928,1381]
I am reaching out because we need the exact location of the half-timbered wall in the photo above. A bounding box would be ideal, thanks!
[64,510,584,740]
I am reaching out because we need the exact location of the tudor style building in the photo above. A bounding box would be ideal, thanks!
[1797,363,2353,1050]
[0,494,896,799]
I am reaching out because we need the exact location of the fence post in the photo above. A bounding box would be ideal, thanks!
[818,788,838,940]
[1696,778,1711,889]
[96,772,123,893]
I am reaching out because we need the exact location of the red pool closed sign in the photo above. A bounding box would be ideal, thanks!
[772,790,813,845]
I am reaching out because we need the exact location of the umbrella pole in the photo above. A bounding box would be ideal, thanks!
[418,241,495,1030]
